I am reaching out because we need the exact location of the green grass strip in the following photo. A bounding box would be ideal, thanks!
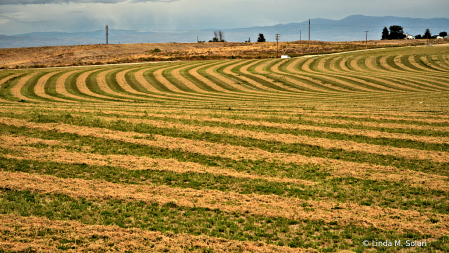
[20,72,54,102]
[1,155,447,214]
[62,110,449,153]
[0,73,28,101]
[1,124,448,215]
[1,189,447,252]
[63,70,113,102]
[4,111,449,177]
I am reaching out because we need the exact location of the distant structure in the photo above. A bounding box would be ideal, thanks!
[275,33,281,58]
[105,25,109,44]
[403,32,415,39]
[281,55,291,59]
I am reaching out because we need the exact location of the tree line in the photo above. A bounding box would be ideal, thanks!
[207,31,266,43]
[382,25,447,40]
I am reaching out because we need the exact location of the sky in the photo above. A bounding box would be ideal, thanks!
[0,0,448,35]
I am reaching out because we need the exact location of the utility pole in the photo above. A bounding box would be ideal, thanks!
[105,25,108,45]
[308,19,310,41]
[275,33,281,58]
[365,31,369,50]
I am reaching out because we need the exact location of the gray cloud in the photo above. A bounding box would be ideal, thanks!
[0,0,176,5]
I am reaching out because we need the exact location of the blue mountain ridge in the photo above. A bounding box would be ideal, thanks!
[1,15,447,48]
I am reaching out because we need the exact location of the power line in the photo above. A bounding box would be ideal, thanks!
[275,33,280,58]
[365,31,369,50]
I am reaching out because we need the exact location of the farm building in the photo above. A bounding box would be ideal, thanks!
[403,33,415,39]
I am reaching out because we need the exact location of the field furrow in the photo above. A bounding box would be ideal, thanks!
[260,59,332,92]
[2,171,448,237]
[76,69,123,102]
[33,70,73,103]
[0,134,314,185]
[83,115,449,163]
[2,117,448,191]
[0,214,303,253]
[288,58,379,92]
[2,44,449,252]
[171,63,210,93]
[188,61,230,92]
[9,72,41,102]
[240,59,299,92]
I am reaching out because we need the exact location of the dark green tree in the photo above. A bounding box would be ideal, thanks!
[257,33,266,42]
[423,29,431,39]
[389,25,405,39]
[415,34,422,39]
[439,31,448,38]
[382,27,389,40]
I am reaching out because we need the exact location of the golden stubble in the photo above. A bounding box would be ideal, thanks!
[1,117,447,192]
[0,134,316,186]
[1,171,448,238]
[103,115,449,163]
[0,214,307,253]
[9,72,40,102]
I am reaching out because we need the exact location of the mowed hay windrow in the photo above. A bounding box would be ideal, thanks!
[2,171,448,237]
[1,45,449,252]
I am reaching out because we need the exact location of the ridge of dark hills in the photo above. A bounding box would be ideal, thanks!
[1,15,448,48]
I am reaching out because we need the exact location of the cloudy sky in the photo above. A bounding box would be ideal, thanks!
[0,0,448,35]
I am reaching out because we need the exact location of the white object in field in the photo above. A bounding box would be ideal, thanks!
[419,102,423,104]
[281,55,291,59]
[403,32,415,39]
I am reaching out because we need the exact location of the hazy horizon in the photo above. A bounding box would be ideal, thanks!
[0,0,448,36]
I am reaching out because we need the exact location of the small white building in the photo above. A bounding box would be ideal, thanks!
[436,36,444,39]
[403,33,415,39]
[281,55,291,59]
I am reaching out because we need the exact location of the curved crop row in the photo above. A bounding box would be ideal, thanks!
[1,49,448,103]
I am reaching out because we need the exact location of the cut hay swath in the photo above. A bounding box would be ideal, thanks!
[0,45,448,252]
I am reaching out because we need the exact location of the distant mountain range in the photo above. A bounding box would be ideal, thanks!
[1,15,448,48]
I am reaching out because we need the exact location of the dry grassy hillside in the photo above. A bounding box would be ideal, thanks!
[1,39,446,69]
